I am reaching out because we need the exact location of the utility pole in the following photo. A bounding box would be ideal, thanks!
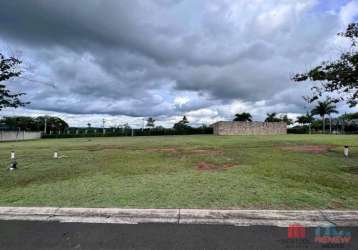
[44,117,47,134]
[102,119,106,135]
[342,113,347,135]
[304,104,312,135]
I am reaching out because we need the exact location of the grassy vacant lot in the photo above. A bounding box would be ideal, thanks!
[0,135,358,209]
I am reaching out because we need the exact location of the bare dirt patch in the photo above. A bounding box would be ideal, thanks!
[328,200,345,209]
[86,145,127,151]
[144,147,178,153]
[279,145,335,154]
[196,161,236,171]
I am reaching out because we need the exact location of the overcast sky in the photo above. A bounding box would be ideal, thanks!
[0,0,357,128]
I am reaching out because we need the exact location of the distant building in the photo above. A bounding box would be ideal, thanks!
[211,121,287,136]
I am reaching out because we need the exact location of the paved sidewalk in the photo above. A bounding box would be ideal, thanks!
[1,207,358,227]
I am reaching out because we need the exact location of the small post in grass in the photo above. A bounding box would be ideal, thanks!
[53,151,59,159]
[344,145,349,158]
[10,151,16,160]
[9,151,17,171]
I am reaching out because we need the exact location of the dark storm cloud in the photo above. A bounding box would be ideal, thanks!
[0,0,355,120]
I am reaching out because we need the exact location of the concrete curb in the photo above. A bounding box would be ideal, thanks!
[1,207,358,227]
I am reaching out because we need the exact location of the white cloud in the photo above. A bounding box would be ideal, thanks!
[174,96,190,107]
[340,0,358,24]
[0,0,357,126]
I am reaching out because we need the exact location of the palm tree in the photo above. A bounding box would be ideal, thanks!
[265,113,281,122]
[146,117,156,128]
[182,116,189,125]
[296,116,306,125]
[311,99,338,134]
[296,112,314,134]
[233,112,252,122]
[280,114,293,125]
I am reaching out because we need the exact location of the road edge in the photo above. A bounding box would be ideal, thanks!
[1,207,358,227]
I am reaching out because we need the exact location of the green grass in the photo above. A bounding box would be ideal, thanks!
[0,134,358,209]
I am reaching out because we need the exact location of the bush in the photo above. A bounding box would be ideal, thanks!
[288,126,309,134]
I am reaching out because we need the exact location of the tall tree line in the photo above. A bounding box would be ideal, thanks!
[0,116,69,132]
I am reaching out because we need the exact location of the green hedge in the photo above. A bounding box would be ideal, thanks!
[287,126,309,134]
[42,127,213,139]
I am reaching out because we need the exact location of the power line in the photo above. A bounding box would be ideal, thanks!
[18,76,57,89]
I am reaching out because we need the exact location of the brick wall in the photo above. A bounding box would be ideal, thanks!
[212,121,287,135]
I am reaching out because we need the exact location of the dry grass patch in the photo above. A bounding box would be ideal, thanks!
[62,145,127,152]
[279,144,335,154]
[144,147,178,153]
[144,147,223,156]
[196,161,236,171]
[188,149,223,156]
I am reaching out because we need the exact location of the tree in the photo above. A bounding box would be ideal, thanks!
[340,112,358,121]
[0,53,28,110]
[181,116,189,125]
[338,112,358,133]
[265,113,292,124]
[123,123,131,130]
[0,116,37,131]
[296,112,315,134]
[265,113,281,122]
[233,112,252,122]
[146,117,155,128]
[296,112,314,125]
[296,116,306,125]
[35,116,69,133]
[0,116,69,132]
[173,116,190,130]
[311,99,338,133]
[280,114,293,125]
[292,23,358,107]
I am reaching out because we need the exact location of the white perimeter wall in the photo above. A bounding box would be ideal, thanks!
[0,131,42,142]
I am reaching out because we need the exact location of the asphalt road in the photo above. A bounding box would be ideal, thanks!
[0,220,357,250]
